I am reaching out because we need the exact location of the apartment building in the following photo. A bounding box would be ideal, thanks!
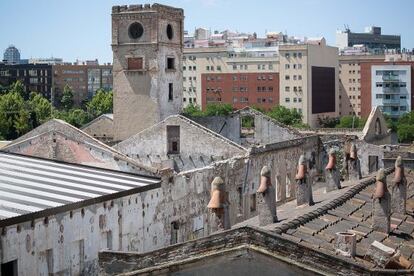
[183,47,279,109]
[0,63,52,99]
[279,40,339,127]
[53,64,113,107]
[336,26,401,53]
[360,61,414,118]
[338,55,384,116]
[0,63,112,106]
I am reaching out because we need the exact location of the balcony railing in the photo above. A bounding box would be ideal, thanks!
[382,98,400,105]
[382,87,400,94]
[382,75,400,82]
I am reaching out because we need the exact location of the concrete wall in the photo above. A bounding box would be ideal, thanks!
[190,108,301,146]
[81,115,114,143]
[0,134,322,276]
[0,186,163,276]
[115,115,247,172]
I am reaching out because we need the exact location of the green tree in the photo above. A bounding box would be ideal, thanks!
[396,111,414,143]
[204,103,233,116]
[336,115,365,128]
[28,92,51,125]
[10,80,28,99]
[0,92,28,139]
[266,105,302,126]
[87,89,113,117]
[182,103,204,117]
[61,84,74,110]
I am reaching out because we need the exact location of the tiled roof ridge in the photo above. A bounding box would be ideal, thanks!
[274,167,395,234]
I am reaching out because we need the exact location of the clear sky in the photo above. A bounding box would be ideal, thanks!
[1,0,413,63]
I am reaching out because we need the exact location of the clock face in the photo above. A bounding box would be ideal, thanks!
[166,24,173,40]
[129,22,144,39]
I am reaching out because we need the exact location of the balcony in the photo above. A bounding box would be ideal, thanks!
[382,98,400,105]
[382,75,400,82]
[382,87,400,94]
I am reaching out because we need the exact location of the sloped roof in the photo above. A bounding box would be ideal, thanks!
[2,119,158,176]
[0,152,160,226]
[275,168,414,268]
[81,113,113,130]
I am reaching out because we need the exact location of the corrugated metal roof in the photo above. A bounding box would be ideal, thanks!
[0,152,160,221]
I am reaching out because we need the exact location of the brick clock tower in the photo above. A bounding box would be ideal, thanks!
[111,4,184,141]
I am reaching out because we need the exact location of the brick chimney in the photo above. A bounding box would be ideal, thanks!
[295,155,313,206]
[391,156,407,215]
[257,166,277,226]
[372,169,391,233]
[325,148,341,192]
[207,177,230,231]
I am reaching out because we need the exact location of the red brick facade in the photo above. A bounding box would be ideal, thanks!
[360,61,414,118]
[201,73,279,110]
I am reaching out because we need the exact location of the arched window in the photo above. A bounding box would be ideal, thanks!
[375,118,381,135]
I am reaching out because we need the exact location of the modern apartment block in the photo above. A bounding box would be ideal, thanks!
[371,65,411,118]
[0,63,52,98]
[183,47,279,108]
[338,55,385,116]
[279,40,339,127]
[0,63,112,106]
[201,72,279,110]
[360,62,414,118]
[53,64,112,106]
[336,26,401,54]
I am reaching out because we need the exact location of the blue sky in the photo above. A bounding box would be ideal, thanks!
[1,0,413,63]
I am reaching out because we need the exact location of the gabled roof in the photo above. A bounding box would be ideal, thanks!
[117,115,247,152]
[2,119,158,176]
[362,106,390,143]
[115,115,247,172]
[81,113,113,130]
[232,106,302,136]
[0,151,160,227]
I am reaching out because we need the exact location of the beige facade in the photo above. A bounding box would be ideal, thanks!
[112,4,184,141]
[338,55,384,116]
[279,43,339,127]
[182,47,279,107]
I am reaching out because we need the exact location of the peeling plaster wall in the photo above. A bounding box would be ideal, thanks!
[81,116,114,143]
[0,136,322,276]
[0,188,165,276]
[190,109,301,146]
[115,116,246,171]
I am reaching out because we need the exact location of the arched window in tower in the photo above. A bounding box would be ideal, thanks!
[167,24,174,40]
[375,118,381,135]
[129,22,144,39]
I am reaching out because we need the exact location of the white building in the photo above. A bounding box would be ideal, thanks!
[371,65,411,118]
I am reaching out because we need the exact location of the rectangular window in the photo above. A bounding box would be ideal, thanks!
[167,126,180,154]
[285,86,290,92]
[167,57,175,70]
[285,75,290,80]
[233,65,237,70]
[285,64,290,69]
[168,83,173,101]
[128,57,143,70]
[285,97,290,102]
[217,66,221,71]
